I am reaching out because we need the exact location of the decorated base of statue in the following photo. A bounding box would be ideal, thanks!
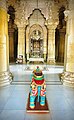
[26,66,49,113]
[26,93,49,113]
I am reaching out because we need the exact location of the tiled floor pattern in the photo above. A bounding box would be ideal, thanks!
[0,64,74,120]
[11,64,63,85]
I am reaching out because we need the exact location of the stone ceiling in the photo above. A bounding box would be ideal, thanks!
[7,0,68,8]
[7,0,68,26]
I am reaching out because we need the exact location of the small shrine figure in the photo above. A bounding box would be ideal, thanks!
[30,66,46,109]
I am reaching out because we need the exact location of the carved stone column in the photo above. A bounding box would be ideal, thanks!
[17,25,26,63]
[43,27,47,62]
[46,23,58,64]
[58,28,66,62]
[8,21,14,62]
[14,0,27,63]
[61,0,74,87]
[45,0,58,64]
[0,0,12,86]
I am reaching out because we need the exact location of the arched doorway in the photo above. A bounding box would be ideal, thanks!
[25,9,47,63]
[30,30,43,58]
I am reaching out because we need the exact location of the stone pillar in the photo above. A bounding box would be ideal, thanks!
[0,0,12,86]
[14,0,27,63]
[18,26,26,63]
[8,23,14,62]
[58,28,66,62]
[61,0,74,87]
[47,24,57,64]
[43,26,47,62]
[26,26,29,62]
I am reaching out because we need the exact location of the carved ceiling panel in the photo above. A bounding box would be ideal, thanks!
[6,0,68,27]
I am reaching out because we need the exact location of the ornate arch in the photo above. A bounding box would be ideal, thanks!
[29,24,43,39]
[28,8,46,20]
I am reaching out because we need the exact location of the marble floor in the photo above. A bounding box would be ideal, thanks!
[0,64,74,120]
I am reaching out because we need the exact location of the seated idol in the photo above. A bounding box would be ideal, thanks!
[30,66,46,109]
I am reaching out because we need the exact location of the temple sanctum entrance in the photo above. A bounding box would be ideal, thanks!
[29,29,44,63]
[26,9,47,63]
[30,30,43,58]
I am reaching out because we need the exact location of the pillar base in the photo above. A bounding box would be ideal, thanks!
[47,58,55,64]
[0,71,13,87]
[23,58,26,64]
[61,71,74,87]
[44,54,46,62]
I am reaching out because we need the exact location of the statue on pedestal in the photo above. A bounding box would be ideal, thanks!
[29,66,46,109]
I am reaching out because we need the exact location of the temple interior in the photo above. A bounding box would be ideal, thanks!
[0,0,74,120]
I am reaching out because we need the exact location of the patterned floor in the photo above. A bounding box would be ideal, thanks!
[0,64,74,120]
[10,64,63,85]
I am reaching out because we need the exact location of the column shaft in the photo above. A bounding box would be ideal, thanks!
[47,27,55,64]
[0,0,12,86]
[9,30,14,62]
[61,0,74,87]
[18,27,26,63]
[58,28,65,62]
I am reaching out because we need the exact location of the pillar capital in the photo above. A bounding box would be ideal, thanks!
[15,17,28,30]
[45,19,58,30]
[15,19,28,29]
[64,10,70,21]
[64,0,74,21]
